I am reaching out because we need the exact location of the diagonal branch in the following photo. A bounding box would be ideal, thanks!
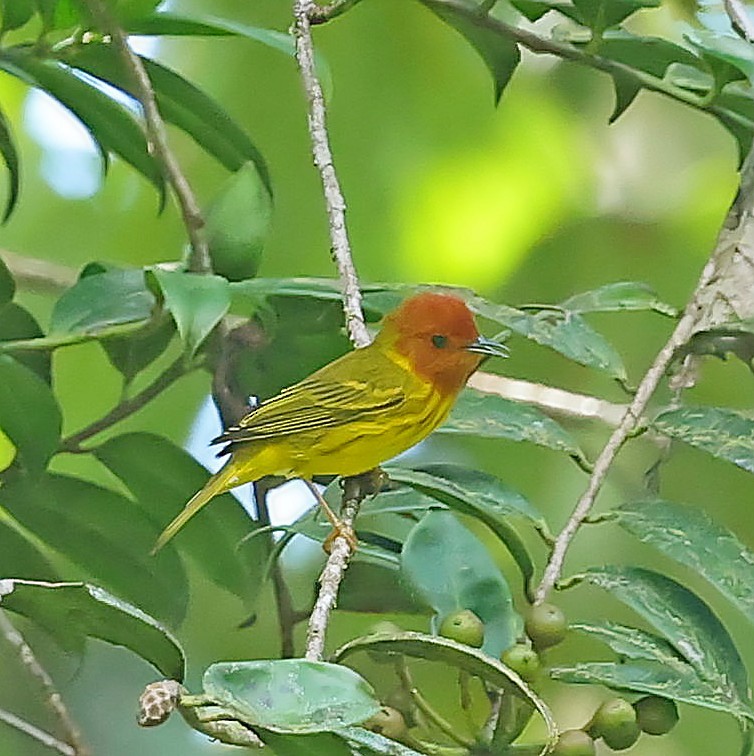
[0,708,75,756]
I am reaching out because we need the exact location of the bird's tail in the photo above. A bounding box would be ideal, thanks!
[151,468,233,554]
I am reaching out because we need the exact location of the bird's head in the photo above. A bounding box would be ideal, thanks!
[378,292,508,395]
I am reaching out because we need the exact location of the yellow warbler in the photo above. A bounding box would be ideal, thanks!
[153,292,507,552]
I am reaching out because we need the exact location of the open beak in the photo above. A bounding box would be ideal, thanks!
[465,335,509,359]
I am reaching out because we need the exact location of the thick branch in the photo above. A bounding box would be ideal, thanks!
[292,0,370,348]
[82,0,211,274]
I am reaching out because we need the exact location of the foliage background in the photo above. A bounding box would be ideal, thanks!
[0,0,746,753]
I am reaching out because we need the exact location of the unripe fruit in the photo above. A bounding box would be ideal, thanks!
[525,603,567,650]
[552,729,596,755]
[438,609,484,647]
[501,644,541,683]
[590,698,640,751]
[363,706,408,741]
[634,695,679,736]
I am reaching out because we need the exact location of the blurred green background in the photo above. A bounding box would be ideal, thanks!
[0,0,748,753]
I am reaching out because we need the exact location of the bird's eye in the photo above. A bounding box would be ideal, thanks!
[432,334,448,349]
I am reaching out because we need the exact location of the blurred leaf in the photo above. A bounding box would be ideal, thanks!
[440,388,586,462]
[0,579,185,679]
[338,561,424,614]
[578,566,750,707]
[614,500,754,626]
[205,162,272,282]
[334,630,557,751]
[560,281,678,317]
[0,356,60,473]
[0,104,19,222]
[422,0,521,103]
[472,298,628,381]
[151,269,230,354]
[101,315,175,382]
[1,0,34,32]
[590,32,701,77]
[687,31,754,90]
[0,512,57,579]
[0,473,188,626]
[259,731,354,756]
[0,303,51,381]
[387,463,545,596]
[0,255,13,304]
[203,660,380,733]
[571,0,659,33]
[676,323,754,370]
[94,433,265,606]
[401,510,522,657]
[653,406,754,474]
[50,268,154,334]
[0,48,164,197]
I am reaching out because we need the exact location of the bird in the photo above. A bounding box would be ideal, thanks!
[152,291,508,553]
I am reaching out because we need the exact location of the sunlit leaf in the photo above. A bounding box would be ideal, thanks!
[203,660,380,733]
[0,579,184,679]
[401,510,522,657]
[653,406,754,474]
[614,500,754,626]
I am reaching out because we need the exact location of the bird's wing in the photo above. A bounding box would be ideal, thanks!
[212,348,407,446]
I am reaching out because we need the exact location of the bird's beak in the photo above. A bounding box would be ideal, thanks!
[465,335,509,359]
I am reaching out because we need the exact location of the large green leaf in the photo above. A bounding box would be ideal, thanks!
[151,269,230,355]
[50,268,154,335]
[0,473,188,626]
[653,406,754,474]
[0,104,19,222]
[401,510,522,657]
[0,302,51,381]
[577,566,750,708]
[421,0,521,104]
[560,281,677,316]
[0,355,61,473]
[613,500,754,627]
[0,509,57,580]
[0,579,184,679]
[203,660,380,733]
[687,32,754,91]
[440,388,585,462]
[94,432,265,606]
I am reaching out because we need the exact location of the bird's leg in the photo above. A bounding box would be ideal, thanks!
[302,479,357,553]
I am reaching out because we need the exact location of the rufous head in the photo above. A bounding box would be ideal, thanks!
[378,292,507,395]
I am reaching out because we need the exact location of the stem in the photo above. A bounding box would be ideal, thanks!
[292,0,370,348]
[59,356,190,452]
[0,609,88,755]
[81,0,211,274]
[0,708,75,756]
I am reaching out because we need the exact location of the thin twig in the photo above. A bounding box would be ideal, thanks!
[0,708,75,756]
[59,355,190,452]
[0,609,88,755]
[82,0,211,274]
[534,148,754,603]
[292,0,370,348]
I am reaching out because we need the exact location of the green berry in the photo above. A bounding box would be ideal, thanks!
[438,609,485,647]
[501,644,541,683]
[552,729,596,756]
[363,706,408,741]
[634,695,679,736]
[590,698,640,751]
[525,603,567,650]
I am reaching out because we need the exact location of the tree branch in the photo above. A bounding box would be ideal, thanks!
[534,145,754,603]
[0,609,88,755]
[82,0,212,274]
[292,0,370,348]
[0,708,75,756]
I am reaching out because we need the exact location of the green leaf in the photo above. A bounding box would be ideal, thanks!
[0,48,164,197]
[561,281,677,316]
[0,302,51,381]
[571,0,659,33]
[0,104,19,222]
[571,620,687,665]
[203,660,380,733]
[591,32,701,78]
[578,566,750,707]
[613,500,754,627]
[0,355,61,472]
[0,473,188,626]
[1,0,34,32]
[386,463,546,596]
[338,561,424,614]
[440,388,585,462]
[336,726,427,755]
[0,509,57,579]
[0,253,14,304]
[259,731,354,756]
[50,268,154,335]
[472,298,628,381]
[653,406,754,474]
[334,630,557,752]
[687,32,754,90]
[0,578,184,679]
[609,71,641,123]
[101,315,175,382]
[151,269,230,354]
[205,162,272,281]
[94,433,265,605]
[421,0,521,103]
[401,510,522,657]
